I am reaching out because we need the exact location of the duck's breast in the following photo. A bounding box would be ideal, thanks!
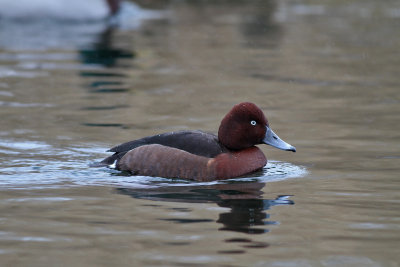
[210,146,267,179]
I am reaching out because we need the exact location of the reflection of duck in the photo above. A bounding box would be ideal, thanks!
[96,102,296,181]
[218,195,294,235]
[116,182,294,236]
[79,26,135,68]
[117,182,294,251]
[77,24,134,100]
[0,0,121,20]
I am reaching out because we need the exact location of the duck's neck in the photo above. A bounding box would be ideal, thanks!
[209,146,267,180]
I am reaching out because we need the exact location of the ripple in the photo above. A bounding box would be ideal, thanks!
[0,101,54,108]
[5,197,73,203]
[0,231,71,243]
[0,140,51,150]
[75,160,307,189]
[0,158,306,190]
[0,139,307,190]
[0,67,48,78]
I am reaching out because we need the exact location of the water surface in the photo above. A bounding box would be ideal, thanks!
[0,0,399,266]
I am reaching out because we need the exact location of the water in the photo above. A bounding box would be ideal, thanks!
[1,0,399,266]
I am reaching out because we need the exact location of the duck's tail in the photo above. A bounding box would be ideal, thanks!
[89,151,128,168]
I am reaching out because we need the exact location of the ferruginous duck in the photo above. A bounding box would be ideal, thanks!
[96,102,296,181]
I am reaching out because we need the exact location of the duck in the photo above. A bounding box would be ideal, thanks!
[96,102,296,181]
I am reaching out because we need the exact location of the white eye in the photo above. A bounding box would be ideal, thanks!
[250,120,257,126]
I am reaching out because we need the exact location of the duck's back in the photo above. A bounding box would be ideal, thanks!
[97,130,227,166]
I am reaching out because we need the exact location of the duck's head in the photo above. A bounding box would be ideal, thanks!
[218,102,296,152]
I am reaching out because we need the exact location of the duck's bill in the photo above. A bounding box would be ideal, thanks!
[263,126,296,152]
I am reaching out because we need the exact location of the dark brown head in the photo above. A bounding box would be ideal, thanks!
[218,102,296,152]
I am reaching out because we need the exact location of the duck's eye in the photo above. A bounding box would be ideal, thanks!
[250,120,257,126]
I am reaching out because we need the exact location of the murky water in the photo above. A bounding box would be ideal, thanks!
[1,0,399,266]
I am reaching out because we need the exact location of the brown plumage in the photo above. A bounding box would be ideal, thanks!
[117,144,267,181]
